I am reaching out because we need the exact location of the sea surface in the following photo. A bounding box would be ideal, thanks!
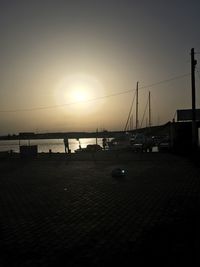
[0,138,107,153]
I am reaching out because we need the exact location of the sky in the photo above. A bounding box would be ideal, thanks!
[0,0,200,134]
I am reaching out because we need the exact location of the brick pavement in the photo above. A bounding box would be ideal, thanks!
[0,152,199,266]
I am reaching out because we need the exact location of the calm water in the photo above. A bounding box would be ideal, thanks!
[2,131,199,153]
[0,138,107,153]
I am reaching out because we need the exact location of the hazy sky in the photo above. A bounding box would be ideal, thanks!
[0,0,200,134]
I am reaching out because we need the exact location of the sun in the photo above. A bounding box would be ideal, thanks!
[69,81,91,103]
[55,74,105,114]
[71,90,88,102]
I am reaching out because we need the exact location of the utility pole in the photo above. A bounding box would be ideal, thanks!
[136,81,139,129]
[191,48,198,150]
[148,91,151,127]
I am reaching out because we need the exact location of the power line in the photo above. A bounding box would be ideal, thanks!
[138,73,190,90]
[0,73,190,113]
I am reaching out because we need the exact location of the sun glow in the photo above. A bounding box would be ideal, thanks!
[70,89,88,102]
[55,74,105,114]
[69,82,91,102]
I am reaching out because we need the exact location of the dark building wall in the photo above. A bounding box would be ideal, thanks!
[170,122,193,153]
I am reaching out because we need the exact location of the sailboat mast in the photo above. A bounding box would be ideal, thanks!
[149,91,151,127]
[136,82,139,129]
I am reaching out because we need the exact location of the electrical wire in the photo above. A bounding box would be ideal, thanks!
[0,73,190,113]
[138,73,190,90]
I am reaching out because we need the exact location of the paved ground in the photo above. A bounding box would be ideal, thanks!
[0,152,199,266]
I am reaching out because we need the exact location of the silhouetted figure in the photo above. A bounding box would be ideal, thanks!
[64,138,69,153]
[102,138,107,150]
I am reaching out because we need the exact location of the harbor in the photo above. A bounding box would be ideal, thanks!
[1,1,200,266]
[0,46,200,265]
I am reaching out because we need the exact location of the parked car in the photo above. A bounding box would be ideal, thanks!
[130,134,153,152]
[75,144,102,153]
